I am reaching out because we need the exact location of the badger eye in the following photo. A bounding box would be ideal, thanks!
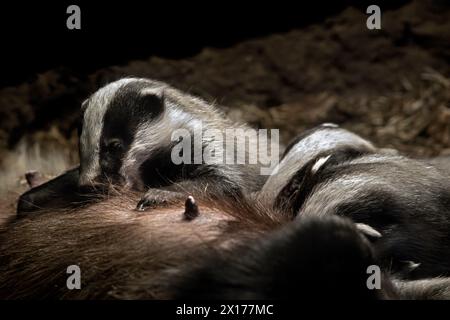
[105,139,123,153]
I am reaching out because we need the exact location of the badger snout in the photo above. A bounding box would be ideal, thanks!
[78,168,105,189]
[78,170,125,191]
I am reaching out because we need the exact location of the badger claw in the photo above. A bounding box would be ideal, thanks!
[135,189,183,212]
[136,197,167,211]
[136,198,158,211]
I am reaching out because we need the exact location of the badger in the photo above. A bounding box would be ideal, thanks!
[257,123,378,206]
[3,181,450,300]
[17,78,267,214]
[260,124,450,279]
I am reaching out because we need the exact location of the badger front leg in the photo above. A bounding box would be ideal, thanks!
[135,177,212,212]
[135,175,243,212]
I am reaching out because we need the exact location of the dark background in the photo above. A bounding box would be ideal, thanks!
[1,1,410,87]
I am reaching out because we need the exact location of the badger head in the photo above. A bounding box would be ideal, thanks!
[78,78,168,190]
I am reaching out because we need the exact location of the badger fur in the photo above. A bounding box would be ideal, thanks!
[263,124,450,279]
[3,184,450,300]
[3,132,450,299]
[257,123,377,206]
[79,78,266,195]
[17,78,267,214]
[426,155,450,177]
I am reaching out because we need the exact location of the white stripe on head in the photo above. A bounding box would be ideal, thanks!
[285,128,374,165]
[259,127,375,202]
[79,78,136,185]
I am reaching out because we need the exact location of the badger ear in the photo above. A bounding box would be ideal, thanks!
[355,223,382,241]
[139,88,165,117]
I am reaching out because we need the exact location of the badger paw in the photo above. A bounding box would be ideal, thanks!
[136,189,185,211]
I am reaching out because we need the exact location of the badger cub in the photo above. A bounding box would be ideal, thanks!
[18,78,265,214]
[261,124,450,279]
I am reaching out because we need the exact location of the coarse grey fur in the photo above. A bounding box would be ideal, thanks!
[79,79,136,185]
[17,78,268,215]
[263,124,450,279]
[257,123,377,206]
[80,78,265,201]
[424,155,450,178]
[394,277,450,300]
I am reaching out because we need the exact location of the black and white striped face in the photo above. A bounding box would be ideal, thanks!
[79,78,166,189]
[258,124,376,203]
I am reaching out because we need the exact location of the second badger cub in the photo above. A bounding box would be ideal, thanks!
[18,78,266,214]
[261,124,450,279]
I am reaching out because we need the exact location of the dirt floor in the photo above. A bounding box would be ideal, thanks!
[0,0,449,180]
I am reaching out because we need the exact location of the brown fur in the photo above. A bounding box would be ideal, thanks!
[0,187,287,299]
[2,168,450,299]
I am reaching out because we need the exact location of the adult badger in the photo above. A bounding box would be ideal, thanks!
[260,124,450,279]
[17,78,267,214]
[2,185,450,299]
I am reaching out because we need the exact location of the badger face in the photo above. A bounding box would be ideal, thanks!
[258,123,377,204]
[79,78,165,189]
